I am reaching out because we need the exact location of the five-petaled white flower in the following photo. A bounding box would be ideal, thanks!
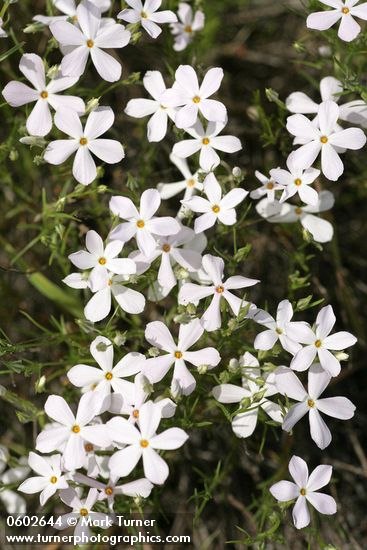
[125,71,176,142]
[213,352,282,438]
[161,65,226,129]
[44,106,125,186]
[275,365,356,449]
[118,0,177,39]
[130,225,204,294]
[2,53,85,137]
[85,269,146,322]
[34,0,112,26]
[252,300,310,355]
[256,191,335,243]
[73,472,153,511]
[289,305,357,376]
[109,372,177,421]
[67,336,145,402]
[36,392,111,471]
[109,189,181,257]
[143,318,221,395]
[172,120,242,172]
[51,0,131,82]
[182,172,247,233]
[108,401,188,485]
[56,488,110,539]
[286,75,367,130]
[18,453,69,506]
[179,254,259,332]
[270,153,320,206]
[170,2,205,51]
[270,455,336,529]
[250,170,284,203]
[68,230,136,278]
[307,0,367,42]
[157,154,203,219]
[287,100,366,181]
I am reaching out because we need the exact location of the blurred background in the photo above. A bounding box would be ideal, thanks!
[0,0,367,548]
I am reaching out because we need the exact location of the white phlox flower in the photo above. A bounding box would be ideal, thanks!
[125,71,176,142]
[34,0,112,26]
[108,401,189,485]
[250,170,285,203]
[270,153,320,206]
[172,120,242,172]
[50,0,131,82]
[289,305,357,376]
[286,100,366,181]
[142,318,221,395]
[2,53,85,137]
[253,299,310,355]
[270,455,336,529]
[213,352,283,438]
[182,172,248,233]
[109,188,181,257]
[36,392,111,471]
[178,254,259,332]
[170,2,205,51]
[118,0,177,39]
[18,453,69,506]
[44,106,125,186]
[161,65,227,129]
[256,190,335,244]
[275,365,356,449]
[307,0,367,42]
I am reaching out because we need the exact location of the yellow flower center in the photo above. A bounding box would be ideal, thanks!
[162,243,171,253]
[80,508,88,517]
[294,178,302,186]
[276,327,283,335]
[300,488,307,496]
[72,15,78,23]
[315,339,322,348]
[295,207,303,216]
[105,486,113,495]
[212,205,220,214]
[105,372,113,380]
[140,439,149,448]
[307,399,315,408]
[342,7,349,14]
[84,443,94,452]
[133,409,139,419]
[72,424,80,433]
[193,96,201,104]
[202,137,210,145]
[108,279,113,286]
[187,178,196,188]
[136,220,145,228]
[216,285,224,294]
[98,257,107,265]
[160,104,167,110]
[320,136,328,144]
[175,351,183,359]
[50,476,58,484]
[40,90,48,99]
[79,137,88,146]
[141,10,148,18]
[185,25,193,33]
[266,182,274,190]
[86,39,94,48]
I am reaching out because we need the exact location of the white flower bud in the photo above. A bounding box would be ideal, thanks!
[228,358,239,372]
[197,365,208,375]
